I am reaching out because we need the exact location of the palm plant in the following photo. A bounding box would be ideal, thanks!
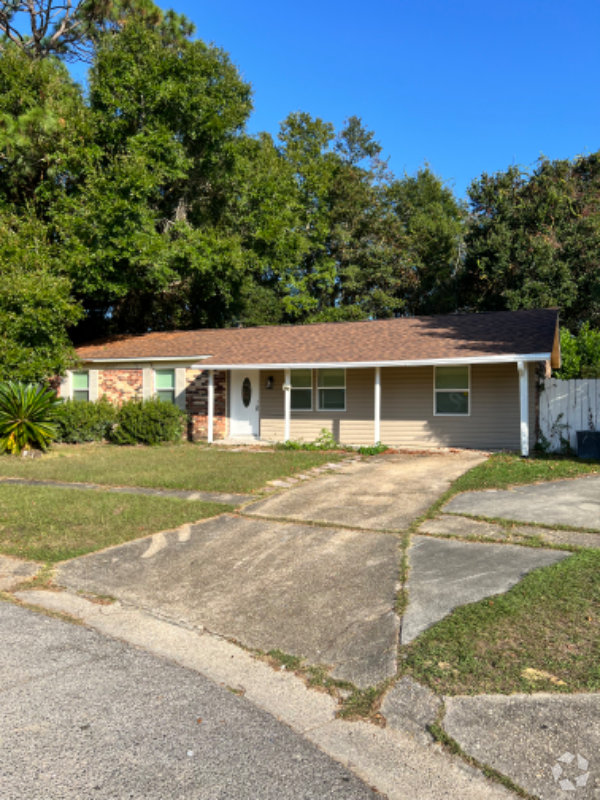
[0,382,61,455]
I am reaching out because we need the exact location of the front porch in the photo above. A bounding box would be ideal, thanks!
[204,360,536,456]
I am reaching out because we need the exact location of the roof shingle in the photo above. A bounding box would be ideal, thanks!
[76,309,559,366]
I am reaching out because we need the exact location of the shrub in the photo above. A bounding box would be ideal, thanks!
[357,442,390,455]
[280,428,347,451]
[56,397,117,444]
[110,398,187,446]
[0,381,61,454]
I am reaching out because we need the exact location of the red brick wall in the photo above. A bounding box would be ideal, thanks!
[99,369,143,405]
[186,369,228,441]
[61,367,228,441]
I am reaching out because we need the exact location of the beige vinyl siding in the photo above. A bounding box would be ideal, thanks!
[380,363,535,450]
[259,364,535,450]
[260,368,376,444]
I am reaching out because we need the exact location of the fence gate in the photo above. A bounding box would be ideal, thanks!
[538,378,600,453]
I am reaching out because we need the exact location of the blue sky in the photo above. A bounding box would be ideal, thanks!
[82,0,600,199]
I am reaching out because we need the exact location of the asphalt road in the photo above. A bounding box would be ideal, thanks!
[0,603,377,800]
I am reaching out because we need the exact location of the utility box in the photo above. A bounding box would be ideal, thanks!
[577,431,600,459]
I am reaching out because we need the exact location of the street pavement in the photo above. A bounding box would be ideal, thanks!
[0,603,377,800]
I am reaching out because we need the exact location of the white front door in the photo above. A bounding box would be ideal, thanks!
[230,370,260,437]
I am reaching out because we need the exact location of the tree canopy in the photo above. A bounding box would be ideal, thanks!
[463,155,600,331]
[0,1,598,383]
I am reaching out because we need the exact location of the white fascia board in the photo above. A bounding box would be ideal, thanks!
[194,354,551,370]
[81,356,210,364]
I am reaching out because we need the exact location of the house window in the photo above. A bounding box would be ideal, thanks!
[317,369,346,411]
[290,369,312,411]
[72,371,89,402]
[434,366,470,415]
[155,369,175,404]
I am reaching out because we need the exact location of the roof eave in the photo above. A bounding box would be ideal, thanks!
[194,354,552,370]
[78,355,210,364]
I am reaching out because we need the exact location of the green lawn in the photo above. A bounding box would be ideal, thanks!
[449,452,599,494]
[0,484,231,562]
[402,549,600,695]
[0,443,343,493]
[405,452,600,696]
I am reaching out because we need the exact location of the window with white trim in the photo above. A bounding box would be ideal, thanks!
[434,366,470,415]
[291,369,312,411]
[317,369,346,411]
[155,369,175,404]
[72,371,89,402]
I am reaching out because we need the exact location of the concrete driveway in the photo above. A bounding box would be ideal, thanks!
[54,450,569,690]
[58,514,400,687]
[56,452,484,688]
[246,452,486,530]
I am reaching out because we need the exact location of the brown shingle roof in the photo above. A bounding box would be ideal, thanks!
[76,309,560,366]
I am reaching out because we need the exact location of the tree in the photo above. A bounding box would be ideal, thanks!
[0,46,90,210]
[0,209,82,382]
[386,167,466,316]
[463,154,600,329]
[0,0,193,62]
[554,323,600,379]
[54,17,253,340]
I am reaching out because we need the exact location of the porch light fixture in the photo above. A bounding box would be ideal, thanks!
[265,375,274,389]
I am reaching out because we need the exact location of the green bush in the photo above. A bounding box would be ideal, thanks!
[280,429,389,455]
[280,428,344,451]
[0,381,61,454]
[555,323,600,379]
[56,397,117,444]
[357,442,389,455]
[110,398,187,446]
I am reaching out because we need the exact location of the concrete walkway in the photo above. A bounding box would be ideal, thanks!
[0,477,253,506]
[420,514,600,549]
[444,474,600,530]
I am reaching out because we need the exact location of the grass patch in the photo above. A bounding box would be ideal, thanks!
[450,452,599,494]
[0,484,231,562]
[402,549,600,695]
[0,443,342,494]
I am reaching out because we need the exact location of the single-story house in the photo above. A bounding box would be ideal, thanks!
[64,308,561,456]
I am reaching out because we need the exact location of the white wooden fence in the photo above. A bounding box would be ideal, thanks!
[538,378,600,453]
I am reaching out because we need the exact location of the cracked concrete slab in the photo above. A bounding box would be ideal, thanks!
[444,474,600,530]
[0,555,41,591]
[444,694,600,799]
[401,536,569,643]
[420,515,600,549]
[381,676,441,745]
[245,453,486,531]
[57,514,400,687]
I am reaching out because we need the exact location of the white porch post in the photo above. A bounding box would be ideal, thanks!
[374,367,381,444]
[207,369,214,444]
[284,368,291,442]
[518,361,529,457]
